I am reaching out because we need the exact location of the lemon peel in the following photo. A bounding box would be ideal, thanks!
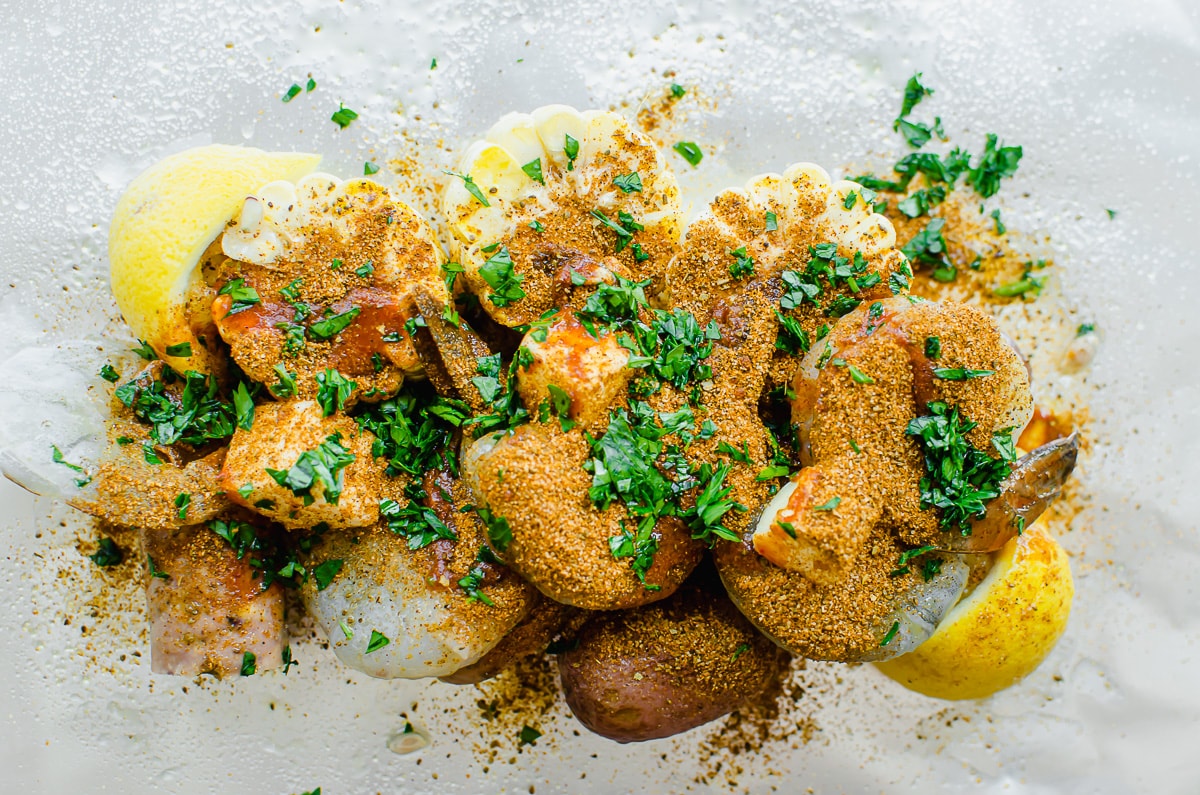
[873,523,1073,700]
[108,144,320,374]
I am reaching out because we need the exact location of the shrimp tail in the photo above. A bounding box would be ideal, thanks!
[941,433,1079,553]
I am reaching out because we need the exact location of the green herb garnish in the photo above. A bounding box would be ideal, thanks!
[672,141,703,167]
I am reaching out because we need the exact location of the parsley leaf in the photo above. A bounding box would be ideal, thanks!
[366,630,390,654]
[330,104,358,128]
[899,72,934,118]
[672,141,703,167]
[563,134,579,170]
[315,368,357,416]
[521,158,545,185]
[88,538,123,567]
[613,172,643,193]
[445,171,489,206]
[265,433,356,505]
[728,246,755,279]
[479,247,526,307]
[308,307,360,341]
[932,367,994,381]
[313,558,344,591]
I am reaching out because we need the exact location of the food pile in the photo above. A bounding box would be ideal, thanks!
[59,78,1079,743]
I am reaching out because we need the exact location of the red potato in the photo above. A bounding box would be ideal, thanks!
[558,579,789,743]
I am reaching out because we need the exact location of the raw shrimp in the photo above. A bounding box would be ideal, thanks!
[461,422,703,610]
[299,463,536,679]
[756,295,1035,583]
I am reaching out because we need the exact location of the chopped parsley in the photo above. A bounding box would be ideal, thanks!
[282,645,298,674]
[896,186,946,219]
[764,210,778,232]
[728,246,755,279]
[905,400,1015,532]
[518,725,542,746]
[899,72,934,118]
[847,364,874,384]
[355,261,374,278]
[924,336,941,359]
[990,208,1006,235]
[114,368,237,447]
[363,161,380,176]
[232,382,255,431]
[365,630,390,654]
[880,620,900,647]
[967,134,1023,198]
[478,247,526,307]
[330,104,358,128]
[315,368,357,416]
[774,310,810,356]
[1076,323,1095,336]
[240,651,256,676]
[458,549,496,606]
[88,537,123,567]
[813,496,841,512]
[445,170,489,206]
[265,432,356,506]
[670,83,686,99]
[147,555,169,581]
[521,157,545,185]
[613,171,643,193]
[380,489,458,549]
[308,307,361,341]
[217,278,261,317]
[312,558,344,591]
[932,367,993,381]
[174,492,190,520]
[672,140,703,167]
[99,364,120,383]
[563,134,580,171]
[282,84,302,102]
[132,340,157,361]
[900,217,951,276]
[355,385,468,477]
[51,444,90,487]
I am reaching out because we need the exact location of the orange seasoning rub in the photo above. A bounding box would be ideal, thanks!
[213,179,444,401]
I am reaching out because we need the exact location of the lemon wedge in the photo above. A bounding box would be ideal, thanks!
[873,524,1073,700]
[108,144,320,374]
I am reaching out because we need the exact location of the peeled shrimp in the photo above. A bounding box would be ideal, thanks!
[755,295,1036,582]
[300,464,535,679]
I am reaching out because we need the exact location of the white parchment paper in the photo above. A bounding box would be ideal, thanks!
[1,0,1198,792]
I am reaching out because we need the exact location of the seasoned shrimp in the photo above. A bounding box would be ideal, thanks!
[442,105,683,326]
[715,525,969,662]
[214,174,445,402]
[462,423,703,610]
[219,400,383,531]
[756,295,1035,583]
[300,464,535,679]
[667,162,910,391]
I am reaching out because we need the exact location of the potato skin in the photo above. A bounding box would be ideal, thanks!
[558,580,789,743]
[439,595,586,685]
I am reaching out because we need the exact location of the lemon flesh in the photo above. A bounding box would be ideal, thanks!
[108,144,320,374]
[873,524,1073,700]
